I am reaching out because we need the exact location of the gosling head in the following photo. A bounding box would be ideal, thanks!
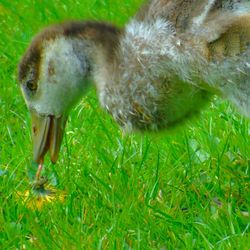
[18,21,119,164]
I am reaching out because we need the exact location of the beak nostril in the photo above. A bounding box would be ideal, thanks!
[32,126,37,135]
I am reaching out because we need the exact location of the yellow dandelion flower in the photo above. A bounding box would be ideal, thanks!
[17,177,66,210]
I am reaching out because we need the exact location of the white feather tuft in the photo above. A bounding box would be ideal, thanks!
[192,0,216,28]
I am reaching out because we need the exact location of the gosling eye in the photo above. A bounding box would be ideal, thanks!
[26,79,37,92]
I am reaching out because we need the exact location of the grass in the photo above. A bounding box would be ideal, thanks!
[0,0,249,249]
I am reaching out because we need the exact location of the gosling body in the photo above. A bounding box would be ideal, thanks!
[18,0,250,163]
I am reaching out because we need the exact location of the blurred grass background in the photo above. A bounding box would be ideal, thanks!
[0,0,249,249]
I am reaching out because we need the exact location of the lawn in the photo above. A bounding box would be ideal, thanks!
[0,0,249,249]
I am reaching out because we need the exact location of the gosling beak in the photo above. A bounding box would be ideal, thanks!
[30,110,67,164]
